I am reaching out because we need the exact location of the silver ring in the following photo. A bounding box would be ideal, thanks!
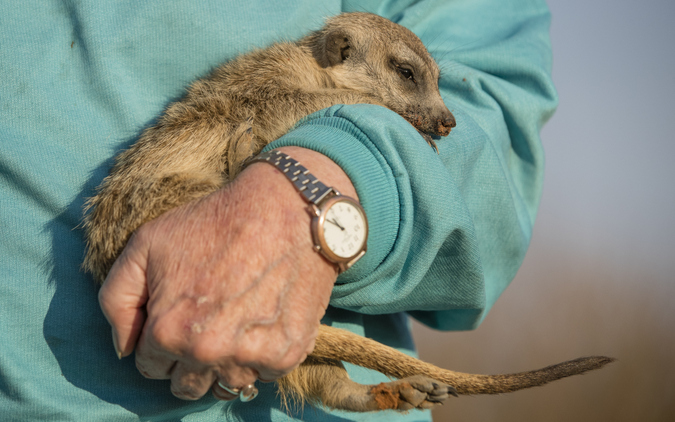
[217,382,259,402]
[217,382,240,395]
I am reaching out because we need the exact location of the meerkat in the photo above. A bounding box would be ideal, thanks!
[82,12,613,413]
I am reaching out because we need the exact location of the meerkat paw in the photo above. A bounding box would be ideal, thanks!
[227,118,259,180]
[368,375,457,411]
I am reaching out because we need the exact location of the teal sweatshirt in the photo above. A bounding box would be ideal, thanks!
[0,0,557,420]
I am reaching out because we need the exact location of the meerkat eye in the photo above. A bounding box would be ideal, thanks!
[397,66,415,82]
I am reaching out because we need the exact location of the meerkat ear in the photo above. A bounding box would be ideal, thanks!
[325,31,351,66]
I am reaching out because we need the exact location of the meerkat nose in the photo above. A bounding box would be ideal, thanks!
[444,110,456,128]
[435,110,456,137]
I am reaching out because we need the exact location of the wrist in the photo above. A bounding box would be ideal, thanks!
[229,148,351,279]
[243,147,367,274]
[274,146,359,201]
[264,106,405,283]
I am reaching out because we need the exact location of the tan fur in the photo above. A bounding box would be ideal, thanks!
[82,13,612,413]
[312,325,614,396]
[82,13,456,282]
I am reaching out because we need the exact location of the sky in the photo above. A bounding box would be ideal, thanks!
[538,0,675,283]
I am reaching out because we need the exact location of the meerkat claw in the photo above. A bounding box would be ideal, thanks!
[429,138,439,154]
[419,131,439,153]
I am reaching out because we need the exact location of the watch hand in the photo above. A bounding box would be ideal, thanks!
[327,218,345,231]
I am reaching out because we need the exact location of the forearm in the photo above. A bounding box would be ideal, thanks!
[266,0,557,329]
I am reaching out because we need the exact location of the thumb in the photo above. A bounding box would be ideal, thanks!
[98,238,150,359]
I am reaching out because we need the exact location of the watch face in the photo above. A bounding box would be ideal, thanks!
[321,199,367,259]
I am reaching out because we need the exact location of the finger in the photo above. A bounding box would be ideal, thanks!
[245,339,311,382]
[212,365,259,402]
[252,366,290,383]
[135,330,177,380]
[212,382,239,401]
[231,326,305,382]
[244,354,300,383]
[212,381,260,402]
[170,362,215,401]
[217,363,259,389]
[98,237,150,358]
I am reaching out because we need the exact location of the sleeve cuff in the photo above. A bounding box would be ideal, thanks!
[263,104,401,283]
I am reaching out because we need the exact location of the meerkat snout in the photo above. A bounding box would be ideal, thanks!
[411,100,456,137]
[437,108,456,136]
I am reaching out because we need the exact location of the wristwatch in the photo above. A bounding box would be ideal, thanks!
[248,149,368,273]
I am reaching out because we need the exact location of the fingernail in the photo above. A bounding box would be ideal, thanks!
[112,329,122,359]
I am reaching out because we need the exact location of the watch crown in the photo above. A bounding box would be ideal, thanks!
[307,204,321,217]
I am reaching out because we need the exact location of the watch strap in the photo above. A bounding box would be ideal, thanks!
[248,150,334,205]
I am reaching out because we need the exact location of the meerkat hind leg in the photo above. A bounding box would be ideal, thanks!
[279,357,456,413]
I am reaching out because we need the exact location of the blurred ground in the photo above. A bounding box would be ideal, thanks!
[412,0,675,420]
[413,236,675,421]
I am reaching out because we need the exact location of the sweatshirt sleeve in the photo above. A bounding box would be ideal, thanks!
[265,0,558,330]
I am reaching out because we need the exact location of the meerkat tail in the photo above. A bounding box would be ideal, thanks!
[312,325,615,395]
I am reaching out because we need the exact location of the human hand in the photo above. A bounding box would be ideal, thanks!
[98,147,357,401]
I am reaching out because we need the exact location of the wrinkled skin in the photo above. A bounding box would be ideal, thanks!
[99,147,350,400]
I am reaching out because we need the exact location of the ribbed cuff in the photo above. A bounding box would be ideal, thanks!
[263,105,400,283]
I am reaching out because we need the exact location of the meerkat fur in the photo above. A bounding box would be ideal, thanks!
[82,12,612,413]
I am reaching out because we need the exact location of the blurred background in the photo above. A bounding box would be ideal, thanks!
[412,0,675,420]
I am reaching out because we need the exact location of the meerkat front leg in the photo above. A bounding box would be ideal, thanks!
[83,118,257,283]
[277,357,456,413]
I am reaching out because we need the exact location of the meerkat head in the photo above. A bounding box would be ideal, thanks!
[306,13,456,139]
